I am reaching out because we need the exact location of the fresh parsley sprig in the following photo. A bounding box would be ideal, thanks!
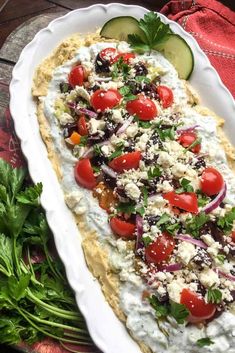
[207,286,222,304]
[196,337,214,347]
[128,12,172,53]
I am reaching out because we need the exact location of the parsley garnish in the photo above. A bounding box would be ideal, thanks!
[196,338,214,347]
[207,286,222,304]
[108,142,124,161]
[148,166,162,180]
[116,202,136,214]
[155,126,175,141]
[142,236,152,247]
[135,76,151,83]
[156,213,170,226]
[93,144,102,156]
[79,135,88,146]
[92,166,101,174]
[175,178,194,194]
[112,57,130,80]
[119,86,136,101]
[156,213,179,235]
[217,254,226,264]
[185,212,209,238]
[217,207,235,233]
[128,12,172,53]
[197,191,210,207]
[149,295,189,324]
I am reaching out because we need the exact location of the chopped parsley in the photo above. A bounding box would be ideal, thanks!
[197,191,210,207]
[185,212,209,238]
[184,137,201,153]
[135,76,151,83]
[147,166,162,180]
[79,135,88,146]
[142,236,152,247]
[149,295,189,324]
[93,144,102,156]
[116,202,145,216]
[118,86,136,101]
[128,12,172,53]
[108,142,124,161]
[207,286,222,304]
[217,254,226,264]
[112,57,130,80]
[156,213,180,235]
[176,178,194,193]
[217,207,235,233]
[196,337,214,347]
[155,126,175,141]
[92,166,101,174]
[138,120,152,129]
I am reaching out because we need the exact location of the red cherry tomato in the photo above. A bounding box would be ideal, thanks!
[178,132,201,154]
[109,151,141,173]
[200,167,224,196]
[68,65,85,87]
[180,288,216,323]
[145,232,175,264]
[74,158,96,190]
[163,191,198,214]
[157,85,174,108]
[110,217,136,239]
[91,89,122,112]
[126,95,157,121]
[77,115,88,136]
[99,47,117,63]
[112,52,136,64]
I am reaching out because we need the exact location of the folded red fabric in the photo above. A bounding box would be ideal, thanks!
[160,0,235,98]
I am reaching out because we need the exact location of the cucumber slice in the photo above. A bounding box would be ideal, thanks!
[100,16,145,42]
[154,34,194,80]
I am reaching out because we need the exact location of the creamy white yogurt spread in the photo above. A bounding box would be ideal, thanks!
[42,41,235,353]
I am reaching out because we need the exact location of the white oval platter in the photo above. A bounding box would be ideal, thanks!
[9,3,235,353]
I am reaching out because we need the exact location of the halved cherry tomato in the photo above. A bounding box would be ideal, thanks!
[112,52,136,64]
[110,217,136,239]
[178,131,201,154]
[68,65,85,87]
[74,158,96,190]
[126,95,157,121]
[93,182,117,213]
[77,115,88,136]
[145,232,175,264]
[109,151,141,173]
[180,288,216,323]
[99,47,117,63]
[200,167,224,196]
[157,85,174,108]
[91,89,122,112]
[163,191,198,214]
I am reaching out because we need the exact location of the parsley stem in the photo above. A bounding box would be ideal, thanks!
[16,307,92,345]
[20,308,89,336]
[27,290,82,321]
[13,237,21,276]
[42,240,64,282]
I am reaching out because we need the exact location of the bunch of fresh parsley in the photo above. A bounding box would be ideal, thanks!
[0,159,91,346]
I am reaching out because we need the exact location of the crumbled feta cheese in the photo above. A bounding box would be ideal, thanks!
[65,191,86,215]
[149,195,167,208]
[157,151,174,168]
[75,87,90,102]
[136,133,149,151]
[89,118,105,134]
[207,242,222,257]
[177,242,197,265]
[126,123,138,138]
[171,162,187,178]
[201,234,215,246]
[112,109,123,123]
[101,144,113,157]
[157,180,173,193]
[199,268,220,288]
[167,278,186,303]
[124,182,141,201]
[58,112,74,125]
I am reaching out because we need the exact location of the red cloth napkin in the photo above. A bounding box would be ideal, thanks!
[160,0,235,98]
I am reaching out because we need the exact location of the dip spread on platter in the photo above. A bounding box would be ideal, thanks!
[33,12,235,353]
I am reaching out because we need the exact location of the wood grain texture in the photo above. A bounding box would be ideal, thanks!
[0,10,68,62]
[0,0,55,23]
[0,62,12,85]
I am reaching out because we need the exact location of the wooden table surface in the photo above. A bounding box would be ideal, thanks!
[0,0,234,352]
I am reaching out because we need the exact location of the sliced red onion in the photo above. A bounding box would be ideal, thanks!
[116,116,134,135]
[67,101,76,110]
[177,124,199,133]
[161,263,182,272]
[135,215,144,254]
[93,76,112,82]
[217,269,235,282]
[202,182,227,214]
[176,234,208,249]
[101,164,117,179]
[77,107,98,119]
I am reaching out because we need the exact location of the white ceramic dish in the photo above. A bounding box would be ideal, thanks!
[10,3,235,353]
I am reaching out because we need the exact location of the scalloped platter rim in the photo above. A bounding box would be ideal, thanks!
[9,3,235,353]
